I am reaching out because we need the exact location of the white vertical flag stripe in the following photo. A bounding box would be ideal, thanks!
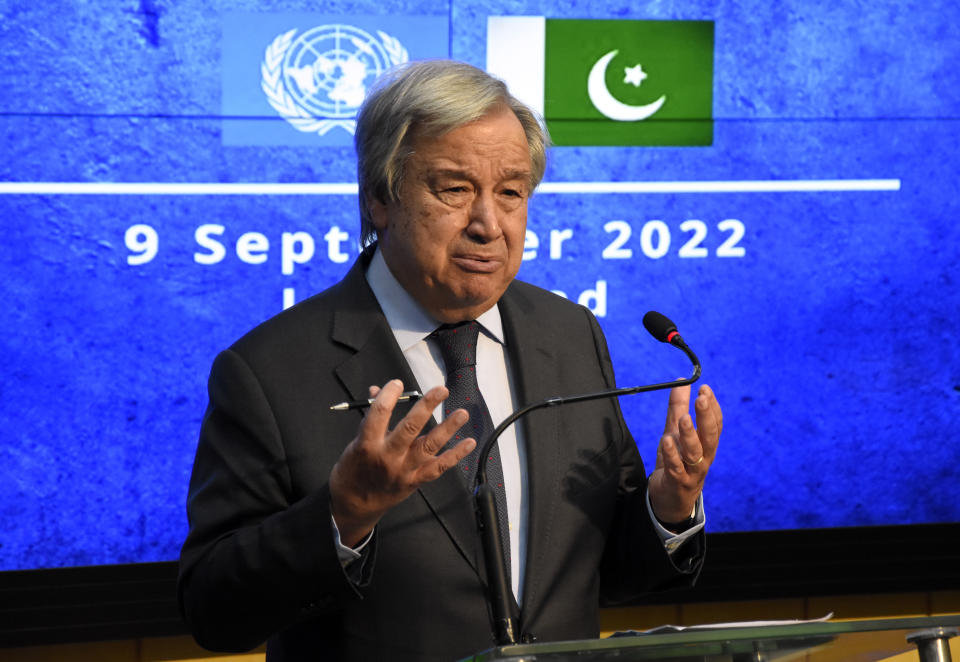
[486,16,546,116]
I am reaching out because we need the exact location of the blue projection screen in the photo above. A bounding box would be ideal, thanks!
[1,1,958,572]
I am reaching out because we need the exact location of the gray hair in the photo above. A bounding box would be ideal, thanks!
[354,59,549,247]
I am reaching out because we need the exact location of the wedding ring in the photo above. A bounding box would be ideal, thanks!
[683,455,704,467]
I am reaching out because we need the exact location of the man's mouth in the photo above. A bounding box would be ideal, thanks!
[451,254,503,273]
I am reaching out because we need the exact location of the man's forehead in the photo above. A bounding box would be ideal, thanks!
[421,163,532,181]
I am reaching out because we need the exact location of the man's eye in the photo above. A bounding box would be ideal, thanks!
[436,186,471,204]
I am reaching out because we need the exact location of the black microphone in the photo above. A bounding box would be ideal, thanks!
[642,310,679,343]
[474,311,701,645]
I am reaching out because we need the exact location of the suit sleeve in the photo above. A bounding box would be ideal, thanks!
[580,308,705,603]
[177,349,371,652]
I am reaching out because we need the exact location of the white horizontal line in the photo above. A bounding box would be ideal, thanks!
[0,182,360,195]
[539,179,902,193]
[0,179,900,195]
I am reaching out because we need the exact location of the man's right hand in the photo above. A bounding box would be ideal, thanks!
[329,379,476,547]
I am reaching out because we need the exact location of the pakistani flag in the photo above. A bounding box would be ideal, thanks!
[487,17,714,146]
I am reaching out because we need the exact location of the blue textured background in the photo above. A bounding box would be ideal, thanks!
[1,0,958,570]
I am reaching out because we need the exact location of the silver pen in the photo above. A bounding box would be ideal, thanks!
[329,390,423,411]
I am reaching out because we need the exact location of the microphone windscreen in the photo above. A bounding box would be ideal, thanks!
[642,311,678,343]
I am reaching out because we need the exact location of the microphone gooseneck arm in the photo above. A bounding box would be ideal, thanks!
[475,338,700,487]
[473,312,701,646]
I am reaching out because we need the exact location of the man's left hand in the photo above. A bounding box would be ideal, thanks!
[648,383,722,525]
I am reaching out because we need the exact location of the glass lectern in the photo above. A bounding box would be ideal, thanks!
[462,615,960,662]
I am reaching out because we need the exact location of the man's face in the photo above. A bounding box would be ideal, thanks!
[370,106,532,323]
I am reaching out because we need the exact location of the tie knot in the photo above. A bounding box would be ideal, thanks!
[431,321,480,372]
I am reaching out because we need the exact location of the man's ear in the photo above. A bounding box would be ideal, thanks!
[367,192,390,232]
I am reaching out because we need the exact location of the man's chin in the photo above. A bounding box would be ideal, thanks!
[432,288,505,322]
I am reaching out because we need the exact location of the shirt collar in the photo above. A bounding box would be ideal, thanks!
[365,247,505,351]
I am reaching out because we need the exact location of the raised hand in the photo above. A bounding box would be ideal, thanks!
[648,383,722,525]
[329,379,477,546]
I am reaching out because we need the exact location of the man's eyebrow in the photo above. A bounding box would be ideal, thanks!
[500,168,533,182]
[426,168,472,180]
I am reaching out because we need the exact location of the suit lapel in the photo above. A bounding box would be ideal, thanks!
[499,285,563,617]
[329,254,481,575]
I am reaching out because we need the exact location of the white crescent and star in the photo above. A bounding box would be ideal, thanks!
[587,49,666,122]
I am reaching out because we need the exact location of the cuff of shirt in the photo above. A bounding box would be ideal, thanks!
[331,514,375,566]
[645,491,705,555]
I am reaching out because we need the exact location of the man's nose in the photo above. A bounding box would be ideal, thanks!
[466,191,502,240]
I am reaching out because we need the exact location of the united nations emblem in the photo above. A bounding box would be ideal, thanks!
[261,24,409,136]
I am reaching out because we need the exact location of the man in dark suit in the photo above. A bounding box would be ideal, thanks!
[178,60,722,662]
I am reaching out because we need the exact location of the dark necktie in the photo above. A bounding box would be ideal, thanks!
[431,321,511,579]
